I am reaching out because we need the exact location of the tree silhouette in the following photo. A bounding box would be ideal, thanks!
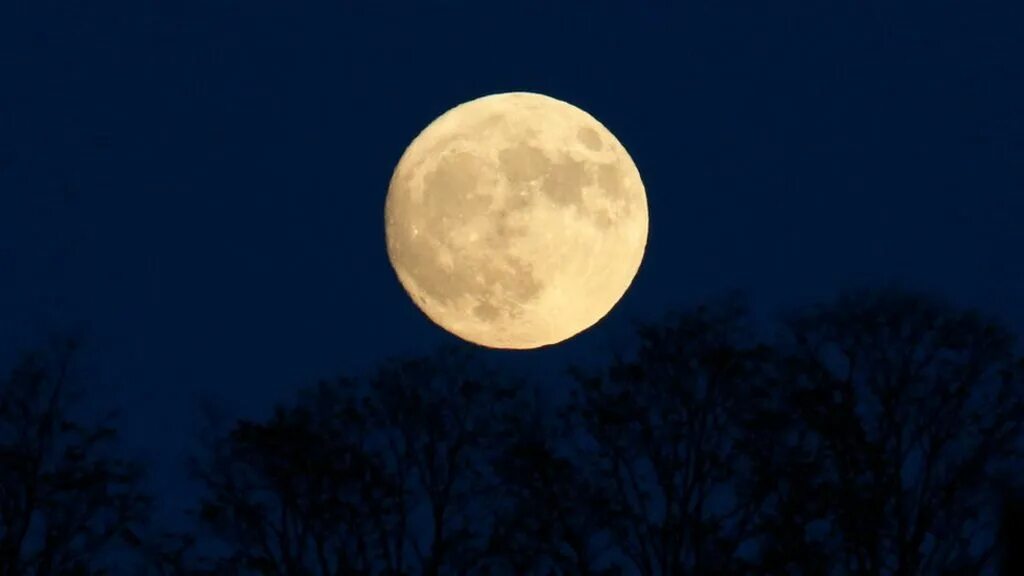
[188,346,519,576]
[486,386,621,575]
[134,532,228,576]
[748,290,1024,575]
[190,376,394,575]
[364,347,520,576]
[567,298,772,575]
[0,338,150,576]
[149,288,1023,576]
[998,486,1024,575]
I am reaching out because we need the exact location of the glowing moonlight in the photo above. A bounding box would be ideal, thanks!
[385,92,648,349]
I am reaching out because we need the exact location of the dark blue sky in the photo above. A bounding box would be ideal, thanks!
[2,0,1022,524]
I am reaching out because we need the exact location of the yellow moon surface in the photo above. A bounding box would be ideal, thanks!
[385,92,648,349]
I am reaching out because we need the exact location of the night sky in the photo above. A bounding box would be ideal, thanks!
[2,0,1022,527]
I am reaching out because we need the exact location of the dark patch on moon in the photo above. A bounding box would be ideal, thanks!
[473,300,502,321]
[542,158,589,207]
[489,209,528,244]
[592,209,614,228]
[577,126,602,151]
[597,163,622,200]
[596,161,635,218]
[499,143,550,183]
[505,190,532,212]
[475,114,505,136]
[422,151,493,221]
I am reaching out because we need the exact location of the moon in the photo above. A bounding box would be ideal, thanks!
[385,92,648,349]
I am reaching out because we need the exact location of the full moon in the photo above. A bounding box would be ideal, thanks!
[385,92,648,349]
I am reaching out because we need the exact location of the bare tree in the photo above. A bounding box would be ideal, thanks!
[364,346,518,576]
[752,289,1024,575]
[0,338,150,575]
[570,299,771,576]
[997,485,1024,575]
[192,376,394,575]
[486,386,621,576]
[189,346,518,576]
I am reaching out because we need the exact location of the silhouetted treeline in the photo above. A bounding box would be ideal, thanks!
[3,289,1023,575]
